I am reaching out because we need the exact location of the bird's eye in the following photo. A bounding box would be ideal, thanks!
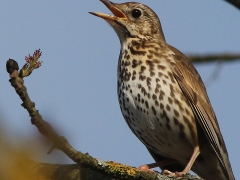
[131,9,142,18]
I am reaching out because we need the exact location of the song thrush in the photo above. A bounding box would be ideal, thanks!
[90,1,235,179]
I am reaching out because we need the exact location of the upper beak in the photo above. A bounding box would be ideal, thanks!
[89,0,127,21]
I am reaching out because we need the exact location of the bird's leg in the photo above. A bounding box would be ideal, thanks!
[139,159,178,172]
[163,146,200,177]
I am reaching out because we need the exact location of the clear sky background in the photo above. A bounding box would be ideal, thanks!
[0,0,239,179]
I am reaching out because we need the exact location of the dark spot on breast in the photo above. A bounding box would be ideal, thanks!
[170,61,175,67]
[158,72,163,77]
[161,110,170,123]
[132,70,136,81]
[147,54,153,59]
[129,46,146,56]
[150,72,155,77]
[145,100,149,109]
[183,115,189,123]
[148,93,151,99]
[140,66,146,74]
[159,94,163,100]
[147,77,152,90]
[152,94,157,100]
[164,75,169,79]
[174,117,179,125]
[185,108,191,115]
[170,91,175,98]
[179,123,185,139]
[166,123,171,131]
[139,75,146,81]
[174,98,184,111]
[132,59,138,68]
[174,109,180,118]
[166,104,171,111]
[160,103,164,110]
[124,60,130,66]
[123,49,127,56]
[159,90,165,100]
[153,59,160,64]
[157,65,166,70]
[163,79,167,85]
[152,106,156,115]
[167,71,175,83]
[141,87,147,96]
[168,97,173,104]
[146,60,153,66]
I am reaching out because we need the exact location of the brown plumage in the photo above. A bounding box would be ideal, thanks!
[90,1,235,179]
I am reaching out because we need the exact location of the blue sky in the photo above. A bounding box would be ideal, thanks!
[0,0,240,178]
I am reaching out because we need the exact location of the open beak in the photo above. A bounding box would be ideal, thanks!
[89,0,127,21]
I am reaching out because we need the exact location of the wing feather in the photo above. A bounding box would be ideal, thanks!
[168,45,233,179]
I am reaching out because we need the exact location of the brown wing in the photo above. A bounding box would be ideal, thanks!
[168,45,234,179]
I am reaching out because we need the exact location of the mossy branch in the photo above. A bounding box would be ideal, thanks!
[6,49,203,180]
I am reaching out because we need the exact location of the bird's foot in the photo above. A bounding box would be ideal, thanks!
[162,169,185,177]
[138,165,155,172]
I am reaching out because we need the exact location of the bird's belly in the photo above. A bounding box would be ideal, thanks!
[118,77,198,160]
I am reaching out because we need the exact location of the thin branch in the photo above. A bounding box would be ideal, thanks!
[225,0,240,10]
[6,50,202,180]
[186,53,240,63]
[31,161,201,180]
[30,161,113,180]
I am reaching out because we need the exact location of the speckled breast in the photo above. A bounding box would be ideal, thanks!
[117,41,198,160]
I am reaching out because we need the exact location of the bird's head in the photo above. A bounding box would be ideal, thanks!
[90,0,165,44]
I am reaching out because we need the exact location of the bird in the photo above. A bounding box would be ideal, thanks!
[89,0,235,179]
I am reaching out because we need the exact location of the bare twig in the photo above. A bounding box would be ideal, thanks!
[187,53,240,63]
[6,50,202,180]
